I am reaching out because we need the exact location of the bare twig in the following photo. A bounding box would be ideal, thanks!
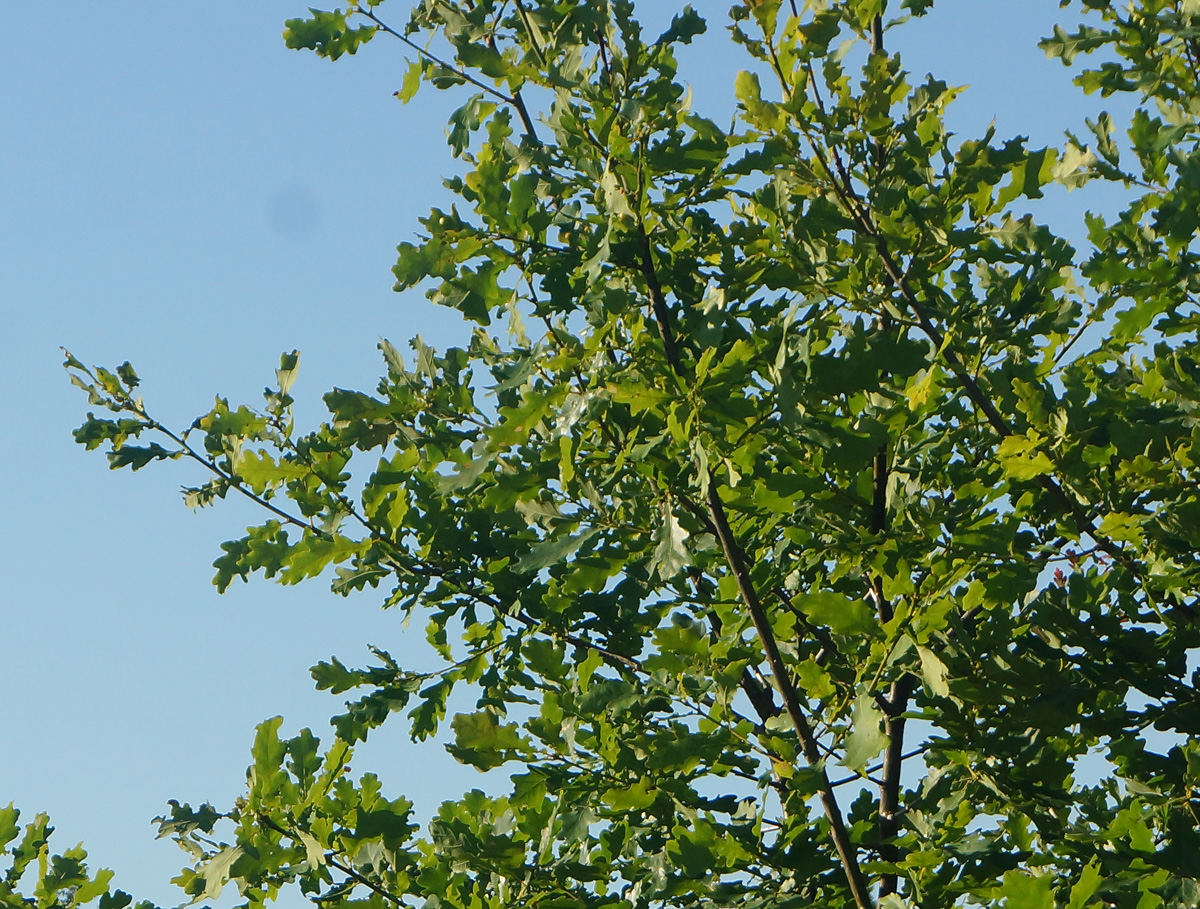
[358,8,540,142]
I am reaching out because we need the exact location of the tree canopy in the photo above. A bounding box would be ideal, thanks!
[8,0,1200,907]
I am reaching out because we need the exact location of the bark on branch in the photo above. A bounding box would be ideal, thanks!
[633,220,875,909]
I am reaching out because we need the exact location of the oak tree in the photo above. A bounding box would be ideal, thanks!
[12,1,1200,907]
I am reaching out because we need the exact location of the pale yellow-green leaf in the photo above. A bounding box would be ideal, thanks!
[298,830,325,869]
[843,693,886,772]
[1053,142,1096,189]
[916,645,950,698]
[1066,861,1103,909]
[235,449,308,489]
[905,366,939,409]
[558,435,575,485]
[997,433,1055,480]
[1097,512,1145,545]
[396,58,423,102]
[192,846,243,904]
[387,490,409,529]
[796,657,836,700]
[651,504,690,580]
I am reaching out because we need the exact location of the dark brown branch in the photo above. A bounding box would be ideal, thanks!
[634,222,684,371]
[871,445,888,536]
[831,746,926,788]
[774,586,842,667]
[627,218,872,908]
[870,306,906,897]
[705,599,783,723]
[870,444,891,622]
[326,854,410,907]
[464,0,542,143]
[360,11,514,106]
[704,485,873,909]
[511,0,548,66]
[743,665,782,720]
[404,558,645,674]
[512,610,645,673]
[878,673,916,897]
[510,92,541,143]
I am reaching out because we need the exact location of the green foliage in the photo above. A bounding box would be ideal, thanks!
[0,803,154,909]
[42,0,1200,907]
[283,9,375,60]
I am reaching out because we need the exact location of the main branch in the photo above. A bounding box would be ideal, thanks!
[633,221,874,909]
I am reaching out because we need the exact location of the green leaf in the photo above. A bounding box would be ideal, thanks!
[796,658,836,700]
[999,870,1054,909]
[656,7,706,46]
[0,803,20,850]
[278,533,363,584]
[250,716,287,790]
[446,94,497,157]
[601,778,656,811]
[1067,862,1103,909]
[905,365,940,409]
[355,795,416,843]
[155,801,221,839]
[610,383,671,413]
[650,503,690,580]
[275,349,300,395]
[997,433,1055,481]
[194,845,242,904]
[1097,512,1144,546]
[795,592,875,637]
[396,59,423,103]
[63,5,1200,907]
[998,147,1057,206]
[433,263,500,325]
[515,527,600,573]
[107,442,177,471]
[283,10,375,60]
[449,712,524,771]
[234,449,307,492]
[843,693,886,772]
[296,829,324,869]
[916,645,950,698]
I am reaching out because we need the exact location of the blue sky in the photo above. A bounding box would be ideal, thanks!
[2,1,1129,903]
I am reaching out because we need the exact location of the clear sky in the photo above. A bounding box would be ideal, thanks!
[2,1,1129,904]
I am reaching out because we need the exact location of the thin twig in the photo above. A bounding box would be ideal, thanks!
[151,420,322,535]
[326,854,411,907]
[359,7,540,141]
[830,746,926,788]
[512,0,547,66]
[359,9,516,107]
[257,815,409,907]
